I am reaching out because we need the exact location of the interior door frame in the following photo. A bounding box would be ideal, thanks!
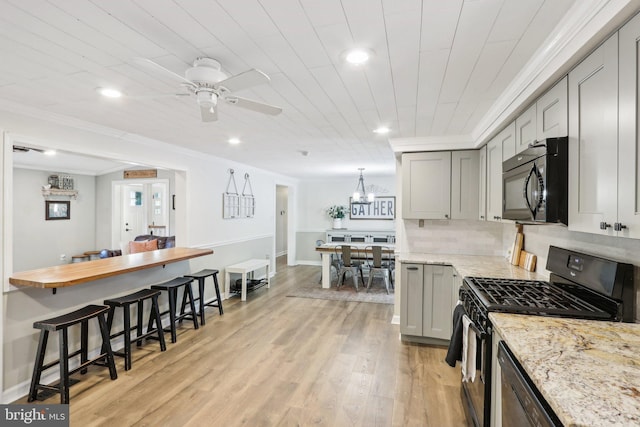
[112,178,170,250]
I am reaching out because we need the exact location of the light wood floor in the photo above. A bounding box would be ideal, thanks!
[15,256,469,426]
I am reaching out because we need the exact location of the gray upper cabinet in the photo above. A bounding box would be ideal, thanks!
[499,121,516,161]
[617,13,640,238]
[478,145,487,220]
[515,77,568,155]
[402,150,479,220]
[451,150,479,220]
[568,33,619,235]
[402,151,452,219]
[515,104,537,154]
[536,76,568,140]
[486,136,503,222]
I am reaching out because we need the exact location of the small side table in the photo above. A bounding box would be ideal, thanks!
[225,259,270,301]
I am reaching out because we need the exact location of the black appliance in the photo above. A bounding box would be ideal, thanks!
[502,137,568,224]
[458,245,634,427]
[498,341,562,427]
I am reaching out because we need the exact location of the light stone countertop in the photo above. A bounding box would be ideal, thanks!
[395,252,548,281]
[490,313,640,427]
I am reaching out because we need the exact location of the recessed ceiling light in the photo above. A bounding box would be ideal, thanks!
[43,150,56,156]
[228,137,241,145]
[373,126,390,134]
[97,87,122,98]
[344,48,373,65]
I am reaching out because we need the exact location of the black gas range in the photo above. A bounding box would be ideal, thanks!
[458,246,635,427]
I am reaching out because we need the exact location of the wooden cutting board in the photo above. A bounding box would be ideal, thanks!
[519,250,537,271]
[510,233,523,266]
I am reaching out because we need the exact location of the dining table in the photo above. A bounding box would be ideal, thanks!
[315,243,395,288]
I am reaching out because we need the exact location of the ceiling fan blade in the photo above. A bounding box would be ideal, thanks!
[133,57,196,88]
[126,93,191,100]
[225,96,282,116]
[216,69,270,92]
[200,106,218,122]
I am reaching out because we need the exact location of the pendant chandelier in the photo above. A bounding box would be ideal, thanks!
[352,168,375,204]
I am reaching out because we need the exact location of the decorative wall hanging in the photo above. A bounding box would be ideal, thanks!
[48,174,74,190]
[241,173,255,218]
[124,169,158,179]
[223,169,256,219]
[223,169,241,219]
[349,196,395,220]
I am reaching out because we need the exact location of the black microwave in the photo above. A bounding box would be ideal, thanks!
[502,137,568,224]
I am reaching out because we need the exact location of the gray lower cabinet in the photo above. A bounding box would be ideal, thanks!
[400,263,457,341]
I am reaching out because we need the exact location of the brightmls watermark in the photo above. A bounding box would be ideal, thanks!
[1,405,68,426]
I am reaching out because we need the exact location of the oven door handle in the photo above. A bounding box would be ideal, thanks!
[469,322,485,338]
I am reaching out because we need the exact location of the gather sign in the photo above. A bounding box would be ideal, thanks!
[349,196,395,220]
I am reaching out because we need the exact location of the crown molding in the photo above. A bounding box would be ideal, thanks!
[388,134,475,153]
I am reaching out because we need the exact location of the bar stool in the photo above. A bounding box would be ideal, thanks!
[28,304,117,404]
[103,289,166,371]
[182,269,224,325]
[149,277,199,343]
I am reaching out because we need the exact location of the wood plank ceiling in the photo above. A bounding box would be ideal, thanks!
[0,0,579,177]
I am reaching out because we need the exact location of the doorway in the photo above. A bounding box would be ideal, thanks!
[276,185,288,258]
[112,179,169,248]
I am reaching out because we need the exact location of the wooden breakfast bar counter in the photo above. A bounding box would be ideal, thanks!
[9,247,213,291]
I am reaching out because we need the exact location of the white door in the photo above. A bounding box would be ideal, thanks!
[120,183,146,244]
[113,180,170,248]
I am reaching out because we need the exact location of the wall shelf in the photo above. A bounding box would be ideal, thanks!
[42,188,78,199]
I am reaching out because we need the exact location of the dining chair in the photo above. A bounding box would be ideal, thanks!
[365,246,393,294]
[335,245,365,291]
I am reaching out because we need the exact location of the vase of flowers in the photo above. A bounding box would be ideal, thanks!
[327,205,347,229]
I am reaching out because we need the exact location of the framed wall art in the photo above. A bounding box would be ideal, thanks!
[45,200,70,220]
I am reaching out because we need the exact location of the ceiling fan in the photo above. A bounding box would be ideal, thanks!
[134,57,282,122]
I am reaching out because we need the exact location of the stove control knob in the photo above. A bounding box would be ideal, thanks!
[599,222,611,230]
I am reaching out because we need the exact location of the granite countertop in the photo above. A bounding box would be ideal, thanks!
[490,313,640,427]
[395,252,548,281]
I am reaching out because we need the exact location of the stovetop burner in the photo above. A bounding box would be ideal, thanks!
[464,276,612,319]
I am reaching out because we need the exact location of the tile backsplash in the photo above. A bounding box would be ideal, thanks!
[401,219,504,256]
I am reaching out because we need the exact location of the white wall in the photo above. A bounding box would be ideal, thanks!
[13,168,97,271]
